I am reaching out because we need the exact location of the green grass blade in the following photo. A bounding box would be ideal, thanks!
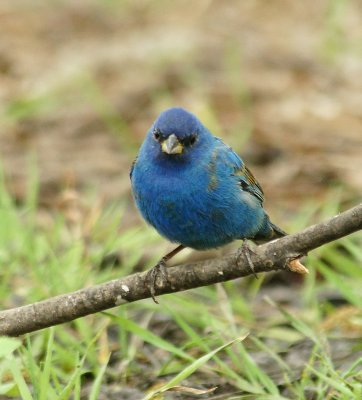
[0,337,21,358]
[144,334,249,400]
[58,353,84,400]
[39,328,55,400]
[8,357,33,400]
[104,311,194,361]
[89,353,111,400]
[307,364,354,397]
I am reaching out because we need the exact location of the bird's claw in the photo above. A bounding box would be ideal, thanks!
[146,260,169,304]
[237,240,258,278]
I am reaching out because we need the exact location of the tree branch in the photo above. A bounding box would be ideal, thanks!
[0,204,361,337]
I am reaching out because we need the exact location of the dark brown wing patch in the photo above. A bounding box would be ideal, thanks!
[234,164,265,203]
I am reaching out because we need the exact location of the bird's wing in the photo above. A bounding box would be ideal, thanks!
[216,138,265,204]
[236,164,265,203]
[129,156,137,180]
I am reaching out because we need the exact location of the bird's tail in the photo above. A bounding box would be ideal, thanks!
[253,217,287,244]
[269,221,287,239]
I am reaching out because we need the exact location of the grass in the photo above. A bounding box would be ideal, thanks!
[0,171,360,399]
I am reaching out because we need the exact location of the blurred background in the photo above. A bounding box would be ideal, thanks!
[0,0,361,214]
[0,1,361,398]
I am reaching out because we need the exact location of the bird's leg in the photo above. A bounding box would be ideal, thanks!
[237,240,258,278]
[146,244,185,304]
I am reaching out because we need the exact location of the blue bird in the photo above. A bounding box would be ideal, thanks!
[130,107,286,301]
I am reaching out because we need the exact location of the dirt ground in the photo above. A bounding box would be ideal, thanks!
[0,1,361,220]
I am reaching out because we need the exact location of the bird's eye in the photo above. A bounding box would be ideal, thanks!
[183,134,197,147]
[153,130,162,141]
[189,135,196,145]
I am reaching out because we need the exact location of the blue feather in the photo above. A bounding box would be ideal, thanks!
[131,107,285,250]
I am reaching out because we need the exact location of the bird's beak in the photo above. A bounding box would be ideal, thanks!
[161,134,183,154]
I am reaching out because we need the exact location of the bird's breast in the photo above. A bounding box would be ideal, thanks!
[131,155,264,249]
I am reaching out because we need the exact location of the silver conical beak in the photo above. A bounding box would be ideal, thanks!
[161,134,183,154]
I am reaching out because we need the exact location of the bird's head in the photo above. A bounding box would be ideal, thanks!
[144,108,211,161]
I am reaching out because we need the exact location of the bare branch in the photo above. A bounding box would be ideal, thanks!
[0,204,361,337]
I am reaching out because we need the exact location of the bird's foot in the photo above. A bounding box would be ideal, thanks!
[237,240,258,278]
[145,245,185,303]
[146,259,169,304]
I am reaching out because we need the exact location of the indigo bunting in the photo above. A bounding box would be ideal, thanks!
[131,107,286,301]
